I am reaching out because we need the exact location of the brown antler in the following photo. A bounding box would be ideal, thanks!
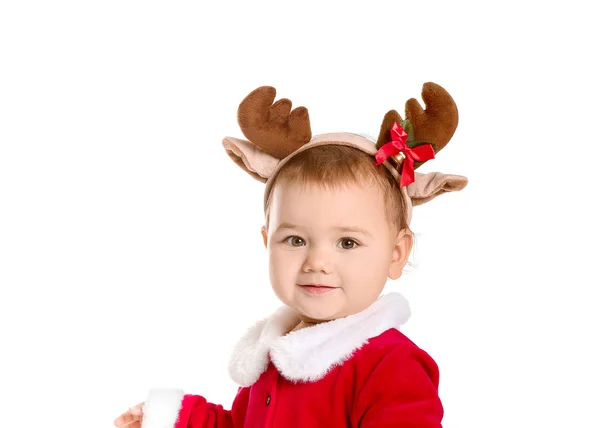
[376,110,404,149]
[376,82,459,164]
[237,86,312,159]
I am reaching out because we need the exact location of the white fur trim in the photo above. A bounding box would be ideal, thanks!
[228,305,301,387]
[141,389,185,428]
[228,292,410,386]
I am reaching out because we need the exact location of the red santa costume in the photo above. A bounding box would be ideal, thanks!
[141,292,443,428]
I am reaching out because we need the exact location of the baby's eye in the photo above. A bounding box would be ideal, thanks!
[285,236,306,247]
[338,238,359,250]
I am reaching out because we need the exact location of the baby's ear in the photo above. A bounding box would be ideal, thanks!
[407,171,468,206]
[222,136,281,182]
[261,225,268,248]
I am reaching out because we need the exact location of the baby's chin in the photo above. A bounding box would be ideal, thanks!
[291,294,352,323]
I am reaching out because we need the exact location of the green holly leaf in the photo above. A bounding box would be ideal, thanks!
[400,119,415,142]
[407,140,437,152]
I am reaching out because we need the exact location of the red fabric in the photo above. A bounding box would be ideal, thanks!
[172,328,443,427]
[374,122,436,187]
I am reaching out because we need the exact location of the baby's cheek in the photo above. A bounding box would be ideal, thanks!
[269,253,294,291]
[349,250,389,283]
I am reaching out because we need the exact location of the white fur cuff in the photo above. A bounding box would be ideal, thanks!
[141,389,185,428]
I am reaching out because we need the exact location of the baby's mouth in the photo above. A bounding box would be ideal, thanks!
[298,284,338,295]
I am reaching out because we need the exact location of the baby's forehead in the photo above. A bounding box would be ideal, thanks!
[275,177,386,203]
[274,180,388,217]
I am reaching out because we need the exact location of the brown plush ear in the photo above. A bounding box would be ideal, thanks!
[222,137,280,183]
[407,172,468,206]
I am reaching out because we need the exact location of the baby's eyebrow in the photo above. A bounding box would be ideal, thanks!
[333,226,373,238]
[274,222,300,232]
[274,223,372,238]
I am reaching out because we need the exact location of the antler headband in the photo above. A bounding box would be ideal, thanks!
[222,82,468,225]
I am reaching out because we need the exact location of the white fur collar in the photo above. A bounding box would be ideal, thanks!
[228,292,411,386]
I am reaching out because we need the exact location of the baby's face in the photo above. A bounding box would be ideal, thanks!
[261,179,412,323]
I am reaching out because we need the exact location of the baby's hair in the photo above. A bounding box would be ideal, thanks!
[264,145,409,236]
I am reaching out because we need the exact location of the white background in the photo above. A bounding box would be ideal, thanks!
[1,1,599,427]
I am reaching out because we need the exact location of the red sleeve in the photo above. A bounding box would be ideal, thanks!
[141,387,250,428]
[355,346,444,427]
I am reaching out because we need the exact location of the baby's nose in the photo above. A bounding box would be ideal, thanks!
[302,247,332,274]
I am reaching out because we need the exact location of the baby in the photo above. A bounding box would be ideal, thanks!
[114,83,467,428]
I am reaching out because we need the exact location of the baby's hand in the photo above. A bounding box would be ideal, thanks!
[113,402,144,428]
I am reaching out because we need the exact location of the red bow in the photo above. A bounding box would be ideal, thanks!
[373,122,435,187]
